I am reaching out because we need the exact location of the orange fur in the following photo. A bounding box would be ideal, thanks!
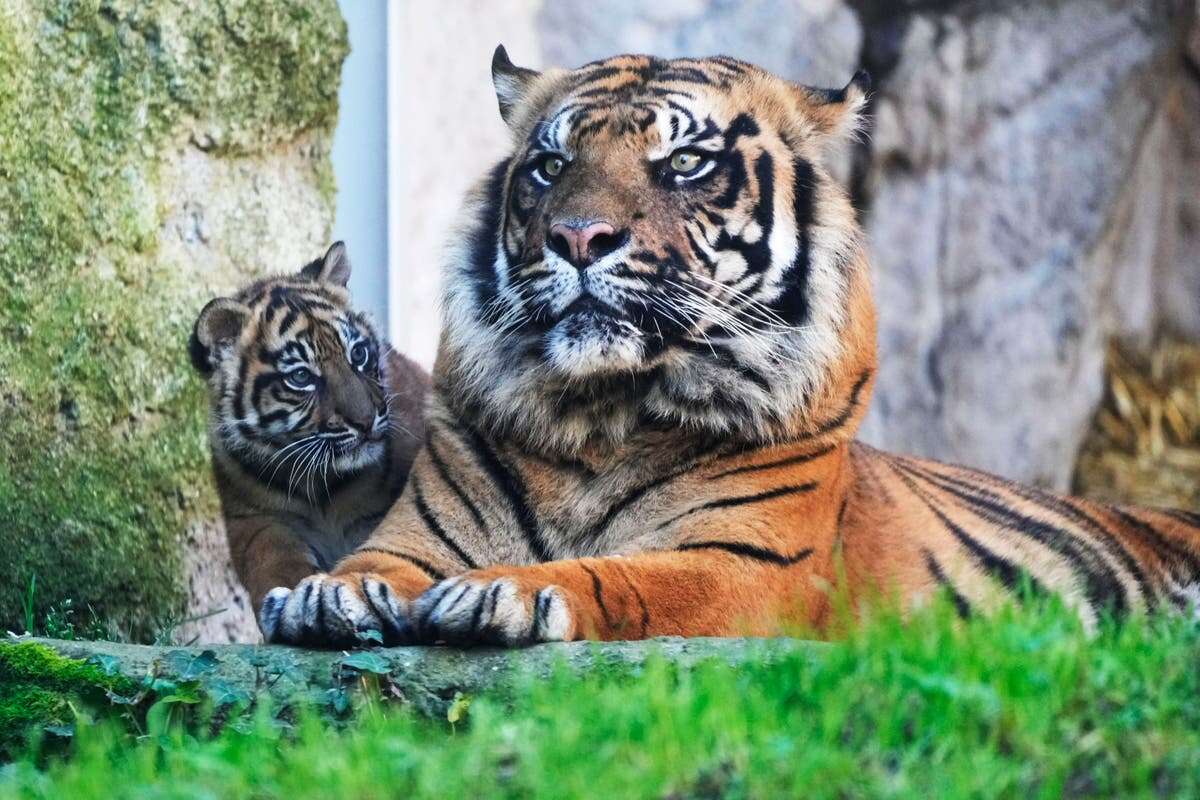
[258,53,1200,648]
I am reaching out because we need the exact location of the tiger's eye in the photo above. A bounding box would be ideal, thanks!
[542,155,564,178]
[670,151,704,173]
[284,367,315,390]
[350,342,369,368]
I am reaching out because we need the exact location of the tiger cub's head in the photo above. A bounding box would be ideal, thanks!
[441,48,877,453]
[190,243,392,482]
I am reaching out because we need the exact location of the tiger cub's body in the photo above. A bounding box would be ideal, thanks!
[260,52,1200,648]
[189,243,430,619]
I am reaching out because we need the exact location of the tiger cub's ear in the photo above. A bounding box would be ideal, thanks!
[299,241,352,287]
[189,297,250,375]
[491,44,541,126]
[795,70,871,141]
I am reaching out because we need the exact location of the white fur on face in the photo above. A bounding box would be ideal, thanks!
[437,79,866,453]
[532,243,648,377]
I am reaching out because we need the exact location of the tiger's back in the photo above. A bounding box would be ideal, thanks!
[844,444,1200,626]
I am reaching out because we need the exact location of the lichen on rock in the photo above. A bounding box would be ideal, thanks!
[0,1,347,641]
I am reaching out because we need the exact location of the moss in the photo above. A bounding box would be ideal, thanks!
[0,2,347,640]
[0,642,135,756]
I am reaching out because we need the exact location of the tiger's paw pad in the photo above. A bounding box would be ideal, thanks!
[413,576,572,646]
[257,574,414,647]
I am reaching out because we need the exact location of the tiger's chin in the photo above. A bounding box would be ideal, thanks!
[333,439,386,474]
[543,311,646,378]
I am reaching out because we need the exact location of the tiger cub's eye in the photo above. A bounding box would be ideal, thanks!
[284,367,316,391]
[669,151,704,173]
[541,155,565,178]
[350,342,369,369]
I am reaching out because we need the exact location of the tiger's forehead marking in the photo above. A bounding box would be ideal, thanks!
[532,55,755,159]
[238,279,361,365]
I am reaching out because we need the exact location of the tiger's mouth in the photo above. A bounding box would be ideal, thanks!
[542,299,646,377]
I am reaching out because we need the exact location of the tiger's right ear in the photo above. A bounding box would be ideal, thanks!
[795,70,871,141]
[189,297,249,375]
[492,45,541,126]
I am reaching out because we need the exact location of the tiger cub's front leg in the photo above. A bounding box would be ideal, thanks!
[411,543,822,646]
[257,448,481,647]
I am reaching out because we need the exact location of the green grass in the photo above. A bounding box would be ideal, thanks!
[2,597,1199,799]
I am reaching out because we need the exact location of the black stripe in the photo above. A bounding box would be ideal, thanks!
[1108,508,1200,582]
[469,161,509,317]
[410,476,478,569]
[656,482,817,530]
[353,547,446,581]
[580,564,615,630]
[461,426,549,562]
[426,436,488,532]
[532,589,552,641]
[232,357,250,419]
[710,444,836,479]
[471,582,498,636]
[613,563,650,638]
[797,371,871,441]
[581,440,734,541]
[887,462,1046,599]
[582,471,683,540]
[939,466,1156,611]
[923,549,971,619]
[677,541,813,566]
[1160,509,1200,529]
[768,157,816,325]
[903,463,1128,615]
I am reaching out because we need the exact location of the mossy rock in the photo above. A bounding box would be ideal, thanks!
[0,641,136,757]
[0,2,347,640]
[20,636,819,719]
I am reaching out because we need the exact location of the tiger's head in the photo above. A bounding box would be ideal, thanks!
[441,49,877,454]
[190,243,392,484]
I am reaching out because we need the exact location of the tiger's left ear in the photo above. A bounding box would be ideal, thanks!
[796,70,871,140]
[190,297,250,375]
[492,44,542,127]
[299,241,352,287]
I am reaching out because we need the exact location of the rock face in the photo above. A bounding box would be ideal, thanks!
[0,2,346,642]
[855,0,1198,489]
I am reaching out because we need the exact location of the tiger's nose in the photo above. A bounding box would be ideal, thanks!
[548,221,621,268]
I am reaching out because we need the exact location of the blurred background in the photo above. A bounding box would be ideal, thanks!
[1,0,1196,644]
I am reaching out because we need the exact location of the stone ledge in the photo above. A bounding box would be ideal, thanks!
[19,637,823,717]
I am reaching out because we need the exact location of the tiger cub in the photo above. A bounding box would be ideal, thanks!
[189,242,430,621]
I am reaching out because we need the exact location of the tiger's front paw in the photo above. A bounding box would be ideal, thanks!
[258,573,414,648]
[412,573,575,647]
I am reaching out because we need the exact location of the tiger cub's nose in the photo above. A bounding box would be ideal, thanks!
[548,220,622,268]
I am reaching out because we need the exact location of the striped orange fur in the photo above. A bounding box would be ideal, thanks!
[259,51,1200,648]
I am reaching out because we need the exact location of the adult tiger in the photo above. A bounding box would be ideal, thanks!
[260,49,1200,647]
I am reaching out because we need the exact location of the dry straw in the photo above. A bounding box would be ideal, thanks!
[1074,339,1200,511]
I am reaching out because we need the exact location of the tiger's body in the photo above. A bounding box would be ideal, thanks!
[190,243,430,618]
[260,51,1200,647]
